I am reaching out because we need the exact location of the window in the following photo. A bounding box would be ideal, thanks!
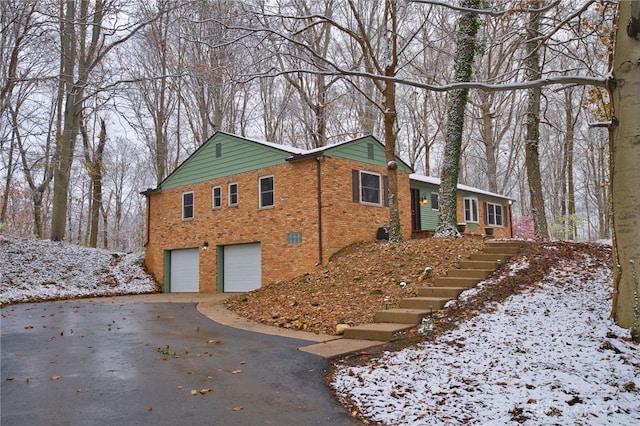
[228,182,238,206]
[182,192,194,220]
[215,143,222,158]
[360,171,381,205]
[212,186,221,209]
[430,193,439,210]
[486,202,504,226]
[464,197,479,223]
[259,176,274,208]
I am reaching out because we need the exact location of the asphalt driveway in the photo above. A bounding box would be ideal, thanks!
[1,299,359,425]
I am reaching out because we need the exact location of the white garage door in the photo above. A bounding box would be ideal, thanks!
[224,243,261,292]
[170,248,199,292]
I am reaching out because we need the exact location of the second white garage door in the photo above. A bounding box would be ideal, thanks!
[223,243,261,292]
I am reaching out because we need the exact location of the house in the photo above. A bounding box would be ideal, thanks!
[142,132,513,293]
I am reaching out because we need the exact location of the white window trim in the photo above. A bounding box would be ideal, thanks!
[259,175,275,209]
[212,186,222,209]
[464,197,479,223]
[360,170,382,206]
[486,202,504,227]
[228,182,238,206]
[182,191,194,221]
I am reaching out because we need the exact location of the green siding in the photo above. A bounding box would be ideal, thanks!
[161,133,292,190]
[411,179,511,231]
[324,136,413,173]
[411,181,440,231]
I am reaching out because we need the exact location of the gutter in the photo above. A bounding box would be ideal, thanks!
[316,156,323,265]
[140,187,159,247]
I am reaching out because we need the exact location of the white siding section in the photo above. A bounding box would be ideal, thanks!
[170,248,199,292]
[224,243,261,292]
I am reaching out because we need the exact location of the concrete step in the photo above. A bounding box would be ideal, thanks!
[434,277,481,288]
[446,269,493,279]
[417,286,468,298]
[374,308,430,324]
[482,246,520,255]
[342,323,415,341]
[486,241,523,248]
[399,296,450,310]
[459,259,501,270]
[469,253,509,262]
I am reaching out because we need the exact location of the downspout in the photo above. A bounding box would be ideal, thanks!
[316,156,323,264]
[140,188,155,247]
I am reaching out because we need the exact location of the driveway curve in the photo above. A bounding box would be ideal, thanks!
[1,297,359,426]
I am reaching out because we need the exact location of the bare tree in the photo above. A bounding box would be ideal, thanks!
[50,0,167,240]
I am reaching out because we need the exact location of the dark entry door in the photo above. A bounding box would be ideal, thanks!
[410,188,421,231]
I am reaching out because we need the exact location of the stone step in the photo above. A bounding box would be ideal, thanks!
[399,296,450,310]
[434,277,481,288]
[342,323,415,341]
[486,240,523,248]
[417,286,468,299]
[374,308,431,324]
[459,259,501,270]
[469,253,509,262]
[482,246,520,255]
[446,269,493,279]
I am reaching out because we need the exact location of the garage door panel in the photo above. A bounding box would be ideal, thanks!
[170,248,199,292]
[224,243,261,292]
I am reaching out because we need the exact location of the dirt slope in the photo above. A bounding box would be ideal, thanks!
[224,238,486,335]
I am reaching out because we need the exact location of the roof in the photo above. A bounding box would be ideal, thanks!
[410,173,514,202]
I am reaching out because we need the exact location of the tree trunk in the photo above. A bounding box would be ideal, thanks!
[610,1,640,341]
[434,0,481,238]
[81,117,106,248]
[523,1,549,240]
[383,0,401,243]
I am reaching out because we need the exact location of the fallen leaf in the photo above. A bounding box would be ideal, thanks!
[25,378,30,383]
[207,339,220,344]
[51,375,61,380]
[5,377,14,381]
[177,385,183,390]
[76,388,82,392]
[232,406,244,411]
[231,369,242,374]
[147,406,153,412]
[199,388,212,394]
[190,389,197,396]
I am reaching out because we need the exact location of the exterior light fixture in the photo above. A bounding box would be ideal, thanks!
[420,195,428,205]
[202,242,209,251]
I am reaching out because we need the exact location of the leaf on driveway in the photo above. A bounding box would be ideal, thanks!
[190,389,198,396]
[232,406,244,411]
[231,369,242,374]
[51,375,61,380]
[207,339,220,344]
[199,388,212,394]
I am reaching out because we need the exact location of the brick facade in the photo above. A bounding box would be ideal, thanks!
[144,155,412,292]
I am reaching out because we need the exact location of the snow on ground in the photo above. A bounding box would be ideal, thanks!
[332,254,640,425]
[0,235,157,306]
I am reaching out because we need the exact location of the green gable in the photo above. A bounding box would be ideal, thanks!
[322,136,413,173]
[160,133,293,190]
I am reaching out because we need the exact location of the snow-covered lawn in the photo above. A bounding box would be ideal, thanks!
[332,250,640,425]
[0,236,157,306]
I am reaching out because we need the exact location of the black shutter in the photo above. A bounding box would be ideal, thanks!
[383,175,389,207]
[483,201,487,225]
[352,170,360,202]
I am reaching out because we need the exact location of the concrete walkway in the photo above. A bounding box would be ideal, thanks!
[80,293,386,359]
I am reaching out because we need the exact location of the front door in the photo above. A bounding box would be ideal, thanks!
[410,188,422,231]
